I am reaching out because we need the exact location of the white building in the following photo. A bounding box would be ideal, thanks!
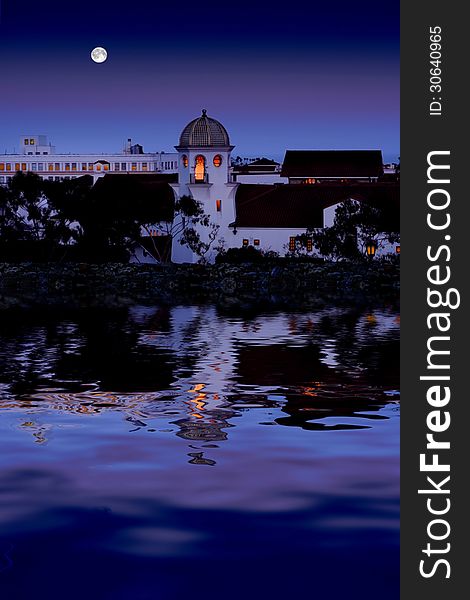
[0,135,179,186]
[1,112,399,262]
[167,111,399,262]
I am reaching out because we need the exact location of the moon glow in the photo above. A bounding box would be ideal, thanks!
[91,47,108,63]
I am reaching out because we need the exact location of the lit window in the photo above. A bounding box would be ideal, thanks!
[242,239,249,247]
[213,154,222,167]
[82,163,87,171]
[131,162,137,171]
[15,163,20,171]
[96,164,101,171]
[195,155,205,181]
[6,164,11,171]
[30,139,35,145]
[396,245,401,254]
[24,139,29,145]
[103,164,109,171]
[216,199,221,212]
[0,164,4,171]
[142,162,148,171]
[55,163,60,171]
[254,239,260,246]
[48,164,54,171]
[65,163,71,171]
[306,238,313,252]
[72,163,77,171]
[305,178,316,184]
[21,163,26,171]
[289,236,296,252]
[88,163,94,170]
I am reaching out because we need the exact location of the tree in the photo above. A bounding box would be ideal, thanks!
[0,172,90,246]
[308,199,399,260]
[139,195,220,263]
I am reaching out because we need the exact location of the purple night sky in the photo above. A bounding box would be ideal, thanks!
[0,1,399,162]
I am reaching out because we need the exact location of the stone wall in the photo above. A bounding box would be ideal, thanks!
[0,261,399,309]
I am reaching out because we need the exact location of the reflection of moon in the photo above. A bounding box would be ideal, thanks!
[91,47,108,63]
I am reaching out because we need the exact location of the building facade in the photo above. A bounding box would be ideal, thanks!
[0,135,179,186]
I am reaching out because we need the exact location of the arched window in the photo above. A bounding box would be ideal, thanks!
[195,155,206,181]
[213,154,222,167]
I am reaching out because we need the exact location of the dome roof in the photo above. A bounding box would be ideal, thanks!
[178,109,230,147]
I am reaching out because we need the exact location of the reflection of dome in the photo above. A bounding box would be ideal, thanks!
[178,109,230,147]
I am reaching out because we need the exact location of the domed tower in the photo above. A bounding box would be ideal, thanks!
[176,109,233,188]
[171,110,238,263]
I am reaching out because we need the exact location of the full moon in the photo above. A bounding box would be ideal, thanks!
[91,47,108,63]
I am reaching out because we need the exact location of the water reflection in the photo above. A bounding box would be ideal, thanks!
[0,304,399,599]
[0,305,399,451]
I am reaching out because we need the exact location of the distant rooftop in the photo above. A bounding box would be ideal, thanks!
[281,150,384,178]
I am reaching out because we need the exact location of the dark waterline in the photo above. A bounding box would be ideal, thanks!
[0,304,399,600]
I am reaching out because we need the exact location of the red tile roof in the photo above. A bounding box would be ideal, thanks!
[234,183,399,229]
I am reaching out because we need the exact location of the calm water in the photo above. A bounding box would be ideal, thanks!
[0,304,399,600]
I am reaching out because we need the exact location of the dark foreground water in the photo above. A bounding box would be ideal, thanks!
[0,304,399,600]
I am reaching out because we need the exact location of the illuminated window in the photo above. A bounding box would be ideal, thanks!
[254,239,260,246]
[142,162,148,171]
[305,178,316,184]
[15,163,20,171]
[30,139,35,145]
[103,164,109,171]
[216,199,222,212]
[289,236,296,252]
[195,155,205,181]
[72,163,77,171]
[24,139,29,145]
[55,163,60,171]
[48,163,54,171]
[242,239,249,246]
[6,164,11,171]
[21,163,26,171]
[396,245,401,254]
[88,163,94,171]
[182,155,188,168]
[82,163,87,171]
[0,164,4,171]
[65,163,71,171]
[96,164,101,171]
[213,154,222,167]
[131,162,137,171]
[306,238,313,252]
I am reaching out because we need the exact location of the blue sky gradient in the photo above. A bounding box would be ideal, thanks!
[0,0,399,161]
